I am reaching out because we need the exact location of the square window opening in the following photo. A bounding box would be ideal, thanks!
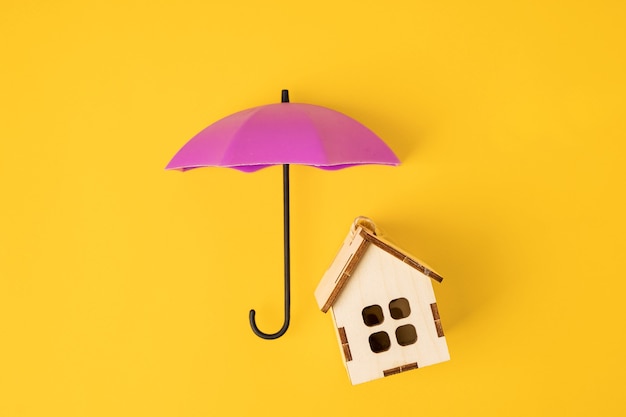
[389,298,411,320]
[362,304,384,326]
[396,324,418,346]
[369,331,391,353]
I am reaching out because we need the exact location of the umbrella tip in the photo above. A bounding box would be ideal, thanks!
[281,89,289,103]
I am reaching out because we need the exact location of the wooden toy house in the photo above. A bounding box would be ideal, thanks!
[314,218,450,385]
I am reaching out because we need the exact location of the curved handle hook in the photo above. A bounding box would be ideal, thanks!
[249,163,291,339]
[249,295,290,339]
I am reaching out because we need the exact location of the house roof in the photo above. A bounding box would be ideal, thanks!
[314,222,443,313]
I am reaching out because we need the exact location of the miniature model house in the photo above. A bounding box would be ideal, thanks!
[314,218,449,385]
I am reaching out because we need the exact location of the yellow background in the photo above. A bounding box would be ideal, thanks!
[1,1,625,415]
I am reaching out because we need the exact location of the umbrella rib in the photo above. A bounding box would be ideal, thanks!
[217,106,265,169]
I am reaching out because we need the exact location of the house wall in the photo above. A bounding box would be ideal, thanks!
[331,245,449,384]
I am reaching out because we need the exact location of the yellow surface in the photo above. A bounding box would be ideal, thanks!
[1,1,625,415]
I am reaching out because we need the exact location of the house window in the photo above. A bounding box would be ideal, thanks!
[396,324,418,346]
[362,304,384,326]
[389,298,411,319]
[367,298,418,353]
[369,331,391,353]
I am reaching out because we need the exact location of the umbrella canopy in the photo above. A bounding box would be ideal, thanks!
[166,101,399,172]
[166,90,399,340]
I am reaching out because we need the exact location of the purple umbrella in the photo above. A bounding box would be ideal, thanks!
[166,90,399,339]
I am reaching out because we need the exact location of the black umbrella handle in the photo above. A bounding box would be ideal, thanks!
[249,163,291,339]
